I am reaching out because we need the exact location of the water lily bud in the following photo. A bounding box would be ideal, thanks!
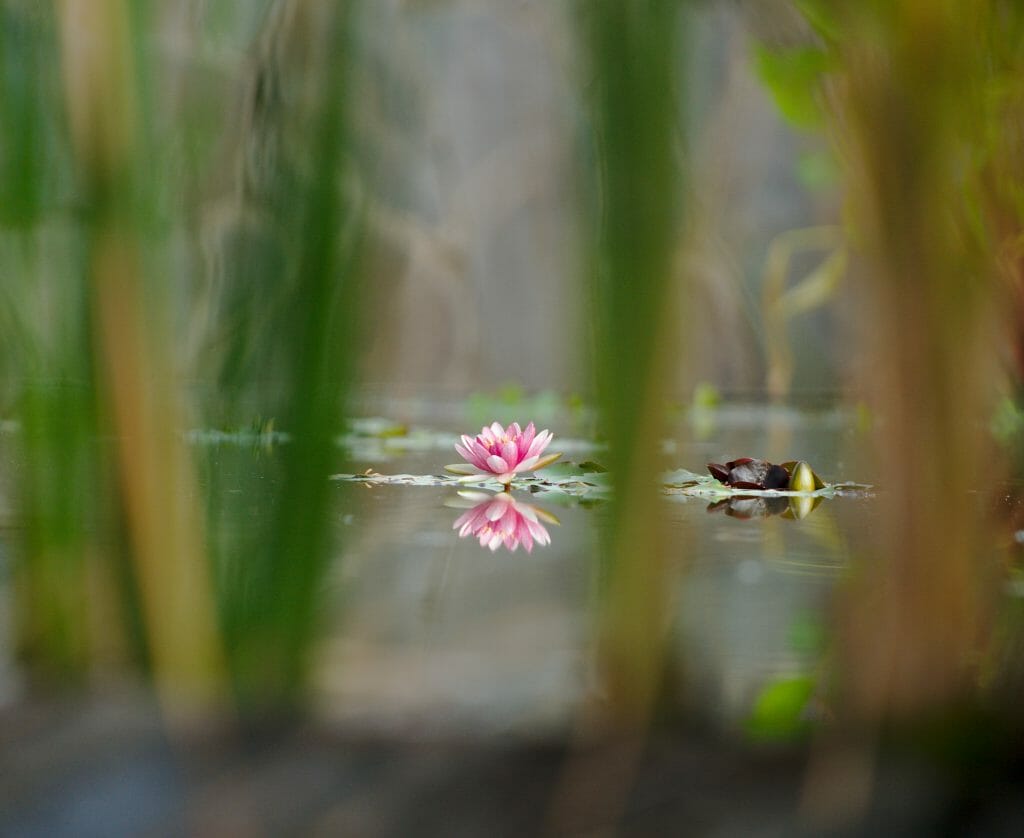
[789,461,823,492]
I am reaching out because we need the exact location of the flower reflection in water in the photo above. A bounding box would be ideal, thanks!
[707,494,822,520]
[451,491,559,553]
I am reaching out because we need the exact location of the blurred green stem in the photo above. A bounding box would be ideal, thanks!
[585,0,685,727]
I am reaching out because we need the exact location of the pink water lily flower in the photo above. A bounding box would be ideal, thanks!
[450,421,561,486]
[452,491,557,553]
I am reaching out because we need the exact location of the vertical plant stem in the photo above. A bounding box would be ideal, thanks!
[55,0,226,716]
[828,2,998,721]
[7,6,107,681]
[221,1,363,709]
[585,0,685,727]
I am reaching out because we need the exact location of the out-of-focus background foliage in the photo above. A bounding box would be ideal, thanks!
[0,0,851,408]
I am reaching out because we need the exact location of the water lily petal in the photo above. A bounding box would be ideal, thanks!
[707,462,730,483]
[526,430,552,460]
[526,518,548,541]
[490,421,505,439]
[485,500,508,521]
[470,439,493,466]
[502,440,519,466]
[451,490,555,553]
[517,503,539,522]
[518,422,536,457]
[486,454,509,474]
[516,455,540,473]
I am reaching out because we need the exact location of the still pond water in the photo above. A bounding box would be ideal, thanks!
[1,402,882,739]
[305,404,872,740]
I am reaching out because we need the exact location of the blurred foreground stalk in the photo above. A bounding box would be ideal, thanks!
[820,2,1000,721]
[3,6,100,677]
[13,0,363,716]
[210,0,363,711]
[52,0,225,714]
[584,0,684,727]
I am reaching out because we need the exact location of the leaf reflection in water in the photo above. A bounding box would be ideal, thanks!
[707,494,822,520]
[449,490,559,553]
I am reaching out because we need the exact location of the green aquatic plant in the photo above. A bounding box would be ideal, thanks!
[769,0,1007,722]
[582,0,686,729]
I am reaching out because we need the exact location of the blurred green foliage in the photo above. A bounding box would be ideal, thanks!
[1,0,364,715]
[464,384,565,429]
[583,0,685,725]
[753,44,831,129]
[745,675,815,741]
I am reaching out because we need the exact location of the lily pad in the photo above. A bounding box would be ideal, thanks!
[332,460,871,505]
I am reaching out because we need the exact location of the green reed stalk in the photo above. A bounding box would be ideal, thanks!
[212,2,364,710]
[583,0,685,726]
[3,5,109,679]
[804,1,1002,722]
[53,0,226,715]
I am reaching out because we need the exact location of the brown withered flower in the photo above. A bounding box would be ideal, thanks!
[706,458,824,491]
